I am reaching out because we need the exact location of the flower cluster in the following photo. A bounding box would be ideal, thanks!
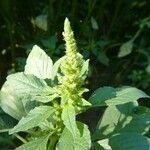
[57,18,88,110]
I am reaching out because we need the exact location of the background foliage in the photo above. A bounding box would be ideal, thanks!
[0,0,150,149]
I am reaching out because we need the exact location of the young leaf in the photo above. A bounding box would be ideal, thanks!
[25,45,53,79]
[9,106,54,134]
[61,104,77,137]
[6,72,49,96]
[89,86,150,107]
[109,133,150,150]
[118,40,133,57]
[56,122,91,150]
[16,135,49,150]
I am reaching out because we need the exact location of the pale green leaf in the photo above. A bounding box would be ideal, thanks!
[6,72,49,97]
[97,139,112,150]
[81,98,91,107]
[16,135,49,150]
[56,122,91,150]
[89,86,150,107]
[0,82,26,120]
[109,133,150,150]
[118,40,133,57]
[9,106,54,134]
[25,45,53,79]
[62,104,77,137]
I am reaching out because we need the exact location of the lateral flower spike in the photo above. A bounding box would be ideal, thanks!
[57,18,88,109]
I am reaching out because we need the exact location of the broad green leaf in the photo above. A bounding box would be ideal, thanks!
[16,135,49,150]
[92,102,137,140]
[6,72,49,96]
[9,106,54,134]
[25,45,53,79]
[56,122,91,150]
[118,40,133,57]
[0,82,26,120]
[89,86,115,106]
[109,133,150,150]
[89,86,150,107]
[62,104,77,137]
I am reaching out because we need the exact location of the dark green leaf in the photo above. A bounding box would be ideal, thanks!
[89,86,149,107]
[109,133,150,150]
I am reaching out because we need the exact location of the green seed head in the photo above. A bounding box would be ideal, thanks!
[57,18,89,111]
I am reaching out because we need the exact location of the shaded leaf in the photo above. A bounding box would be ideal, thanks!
[91,17,99,30]
[118,40,133,57]
[92,102,137,140]
[109,133,150,150]
[34,15,47,31]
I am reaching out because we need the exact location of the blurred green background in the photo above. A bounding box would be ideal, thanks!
[0,0,150,148]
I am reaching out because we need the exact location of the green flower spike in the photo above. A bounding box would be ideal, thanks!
[57,18,91,111]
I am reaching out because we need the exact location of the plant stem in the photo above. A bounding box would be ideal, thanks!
[0,128,11,133]
[14,133,27,144]
[49,135,58,150]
